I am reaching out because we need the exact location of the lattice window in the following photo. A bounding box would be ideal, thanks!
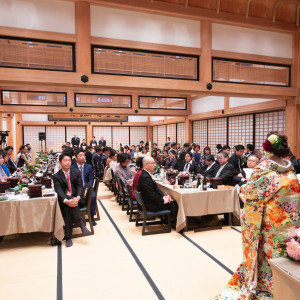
[177,123,186,146]
[192,120,208,149]
[66,126,86,146]
[228,114,253,149]
[93,127,112,148]
[157,125,167,149]
[0,37,74,71]
[112,127,129,150]
[167,124,176,143]
[23,126,45,152]
[130,127,147,146]
[152,126,158,146]
[46,126,65,152]
[207,118,227,155]
[255,111,285,150]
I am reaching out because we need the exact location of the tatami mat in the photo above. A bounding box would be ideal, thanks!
[0,183,244,300]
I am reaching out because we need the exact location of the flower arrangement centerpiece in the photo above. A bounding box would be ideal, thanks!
[262,134,284,158]
[273,225,300,261]
[178,171,190,186]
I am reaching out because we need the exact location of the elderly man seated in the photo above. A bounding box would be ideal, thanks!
[137,156,178,222]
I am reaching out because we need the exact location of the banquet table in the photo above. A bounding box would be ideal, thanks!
[0,194,64,244]
[268,257,300,300]
[156,183,240,232]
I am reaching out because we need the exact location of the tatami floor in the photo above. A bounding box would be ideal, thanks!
[0,183,243,300]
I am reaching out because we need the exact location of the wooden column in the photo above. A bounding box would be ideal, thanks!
[147,125,152,144]
[200,20,212,83]
[75,1,91,75]
[285,98,297,155]
[0,113,2,131]
[6,115,14,148]
[86,123,93,146]
[224,96,230,110]
[15,114,22,152]
[185,118,192,143]
[296,105,300,158]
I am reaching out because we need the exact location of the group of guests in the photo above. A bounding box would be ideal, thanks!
[68,135,107,149]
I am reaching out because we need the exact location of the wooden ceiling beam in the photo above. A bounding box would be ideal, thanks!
[245,0,251,18]
[216,0,221,14]
[272,1,281,23]
[297,5,300,27]
[66,0,298,33]
[184,0,188,9]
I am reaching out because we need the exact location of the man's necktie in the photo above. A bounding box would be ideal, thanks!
[66,172,72,196]
[80,165,85,186]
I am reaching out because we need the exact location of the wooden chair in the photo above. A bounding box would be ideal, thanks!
[93,178,100,221]
[109,169,115,192]
[126,184,138,222]
[134,190,171,236]
[72,184,94,238]
[117,177,129,211]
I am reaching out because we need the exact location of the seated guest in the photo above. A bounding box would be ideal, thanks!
[115,153,134,188]
[90,136,97,148]
[179,143,191,162]
[63,147,75,165]
[164,143,171,152]
[181,152,200,174]
[168,150,179,170]
[134,146,143,160]
[222,145,231,155]
[132,157,143,200]
[200,154,218,177]
[228,144,245,177]
[192,144,201,165]
[80,139,87,148]
[16,145,29,168]
[4,146,17,174]
[130,145,136,157]
[137,156,178,221]
[216,144,223,154]
[234,154,260,186]
[105,151,118,182]
[92,147,102,172]
[71,148,97,225]
[213,152,235,186]
[101,147,109,166]
[245,143,254,158]
[253,149,264,160]
[200,146,211,166]
[62,145,67,152]
[0,151,10,176]
[169,142,177,154]
[142,146,150,157]
[160,150,169,167]
[85,146,93,166]
[53,153,90,247]
[66,142,71,147]
[0,151,8,180]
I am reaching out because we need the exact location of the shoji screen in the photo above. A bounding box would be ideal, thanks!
[255,111,285,149]
[23,126,45,152]
[46,126,65,152]
[228,114,253,148]
[152,126,158,145]
[157,125,167,149]
[93,127,112,147]
[112,127,129,149]
[192,120,208,149]
[207,118,227,155]
[66,126,86,145]
[166,124,176,143]
[177,123,186,145]
[130,127,147,146]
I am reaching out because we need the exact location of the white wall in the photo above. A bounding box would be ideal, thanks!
[229,97,275,108]
[192,96,224,114]
[150,116,164,121]
[91,6,200,48]
[2,120,7,131]
[128,116,148,122]
[212,23,293,58]
[22,114,48,121]
[0,0,75,34]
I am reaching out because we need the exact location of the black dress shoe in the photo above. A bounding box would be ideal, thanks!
[92,218,97,226]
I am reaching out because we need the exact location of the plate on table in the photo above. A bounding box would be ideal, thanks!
[0,194,8,201]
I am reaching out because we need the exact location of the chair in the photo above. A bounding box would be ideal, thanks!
[72,184,94,238]
[117,177,129,211]
[93,178,100,221]
[109,169,115,191]
[126,184,138,222]
[134,189,171,236]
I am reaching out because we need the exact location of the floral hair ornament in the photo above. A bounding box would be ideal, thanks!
[262,134,283,158]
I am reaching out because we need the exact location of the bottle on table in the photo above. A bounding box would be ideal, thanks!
[203,175,207,191]
[197,175,201,189]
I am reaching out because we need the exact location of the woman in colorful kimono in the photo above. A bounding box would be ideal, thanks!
[215,132,300,299]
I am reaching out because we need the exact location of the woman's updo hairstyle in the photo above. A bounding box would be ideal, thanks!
[264,131,290,158]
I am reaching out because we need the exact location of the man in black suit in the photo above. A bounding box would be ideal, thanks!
[99,136,106,148]
[53,153,90,247]
[180,152,200,174]
[200,154,218,177]
[4,146,17,174]
[137,156,178,221]
[90,136,97,148]
[228,144,245,178]
[80,139,87,148]
[85,146,93,166]
[71,135,80,148]
[213,151,235,186]
[179,143,191,162]
[167,150,179,170]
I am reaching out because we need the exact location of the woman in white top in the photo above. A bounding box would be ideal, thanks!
[134,146,143,160]
[105,151,118,181]
[142,146,150,157]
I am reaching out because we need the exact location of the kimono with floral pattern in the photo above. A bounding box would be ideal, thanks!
[215,159,300,300]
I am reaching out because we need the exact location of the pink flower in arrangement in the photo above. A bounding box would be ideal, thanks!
[262,139,272,152]
[286,238,300,260]
[30,174,34,177]
[21,178,29,183]
[287,228,300,239]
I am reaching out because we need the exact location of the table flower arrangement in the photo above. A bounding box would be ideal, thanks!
[273,225,300,261]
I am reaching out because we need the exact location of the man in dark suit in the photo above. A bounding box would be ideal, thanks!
[137,156,178,221]
[179,143,191,162]
[200,154,218,177]
[80,139,87,148]
[180,152,200,174]
[228,144,245,178]
[4,146,17,174]
[167,150,179,170]
[99,136,106,148]
[85,146,93,166]
[53,153,90,247]
[71,135,80,148]
[90,136,97,148]
[71,148,97,226]
[214,151,235,186]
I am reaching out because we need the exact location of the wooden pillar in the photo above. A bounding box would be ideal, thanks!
[75,1,91,75]
[200,20,212,83]
[86,123,93,145]
[67,88,74,111]
[296,105,300,158]
[148,125,152,144]
[6,114,14,148]
[224,96,230,110]
[0,113,2,131]
[185,118,192,143]
[132,92,139,112]
[285,98,297,155]
[15,114,22,152]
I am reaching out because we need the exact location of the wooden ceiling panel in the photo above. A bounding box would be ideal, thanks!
[248,0,274,19]
[276,3,297,24]
[159,0,185,5]
[220,0,247,15]
[189,0,217,10]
